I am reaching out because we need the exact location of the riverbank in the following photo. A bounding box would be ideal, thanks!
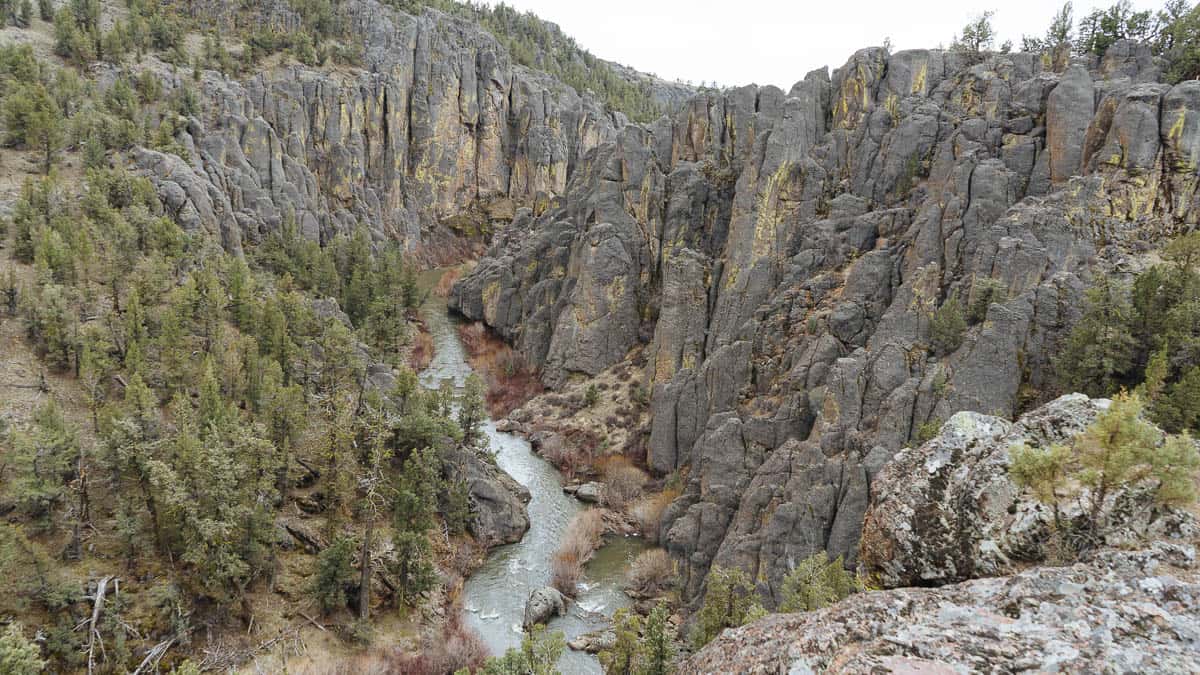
[419,269,647,673]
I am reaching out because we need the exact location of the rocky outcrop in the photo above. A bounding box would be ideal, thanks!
[522,586,566,629]
[680,544,1200,674]
[860,394,1199,588]
[129,0,694,251]
[453,39,1200,606]
[445,444,531,548]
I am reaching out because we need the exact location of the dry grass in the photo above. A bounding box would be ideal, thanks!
[629,487,680,544]
[457,321,543,417]
[625,548,675,599]
[376,614,490,675]
[603,463,648,510]
[539,437,591,481]
[407,324,435,372]
[550,509,605,597]
[288,651,398,675]
[432,267,463,298]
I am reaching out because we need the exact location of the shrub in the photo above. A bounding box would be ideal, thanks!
[433,266,462,297]
[550,509,604,596]
[387,614,490,675]
[584,383,600,407]
[968,277,1007,324]
[540,438,589,480]
[0,623,45,675]
[603,463,647,509]
[778,552,859,613]
[625,548,674,598]
[929,296,966,355]
[629,488,678,543]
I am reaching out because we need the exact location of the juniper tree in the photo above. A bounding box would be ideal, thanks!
[930,295,967,355]
[311,536,356,615]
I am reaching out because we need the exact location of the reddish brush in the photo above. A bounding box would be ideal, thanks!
[457,322,543,417]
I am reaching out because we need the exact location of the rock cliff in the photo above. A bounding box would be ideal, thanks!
[452,41,1200,605]
[131,0,689,253]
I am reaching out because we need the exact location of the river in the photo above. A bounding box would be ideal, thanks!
[418,276,646,674]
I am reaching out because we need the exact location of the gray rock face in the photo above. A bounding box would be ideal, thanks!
[681,545,1200,674]
[131,0,697,251]
[522,586,566,630]
[452,44,1200,608]
[860,394,1199,588]
[445,444,531,548]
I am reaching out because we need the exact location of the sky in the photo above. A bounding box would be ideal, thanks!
[482,0,1166,90]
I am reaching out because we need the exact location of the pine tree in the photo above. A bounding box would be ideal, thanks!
[0,623,45,675]
[1011,391,1200,556]
[481,625,566,675]
[198,355,230,429]
[637,601,675,675]
[458,373,487,446]
[1056,277,1138,397]
[311,536,356,615]
[690,566,764,649]
[778,552,858,613]
[10,399,78,527]
[599,608,640,675]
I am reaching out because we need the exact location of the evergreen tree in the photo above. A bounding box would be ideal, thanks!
[0,623,45,675]
[311,536,356,615]
[638,601,675,675]
[1011,391,1200,555]
[929,295,967,355]
[778,552,858,613]
[458,373,487,446]
[599,608,640,675]
[480,625,566,675]
[952,11,996,59]
[9,399,78,527]
[1056,277,1138,397]
[690,566,765,649]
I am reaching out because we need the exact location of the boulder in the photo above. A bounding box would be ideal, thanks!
[564,482,605,504]
[522,586,566,630]
[567,628,616,653]
[860,394,1199,588]
[445,445,531,548]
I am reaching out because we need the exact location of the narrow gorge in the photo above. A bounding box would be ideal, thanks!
[0,0,1198,673]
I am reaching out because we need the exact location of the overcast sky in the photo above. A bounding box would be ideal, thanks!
[483,0,1165,89]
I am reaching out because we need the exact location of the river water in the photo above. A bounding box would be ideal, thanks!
[418,278,646,674]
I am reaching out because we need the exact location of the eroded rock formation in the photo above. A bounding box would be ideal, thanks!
[132,0,690,252]
[453,40,1200,605]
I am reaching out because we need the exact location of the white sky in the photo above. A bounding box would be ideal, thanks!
[483,0,1166,89]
